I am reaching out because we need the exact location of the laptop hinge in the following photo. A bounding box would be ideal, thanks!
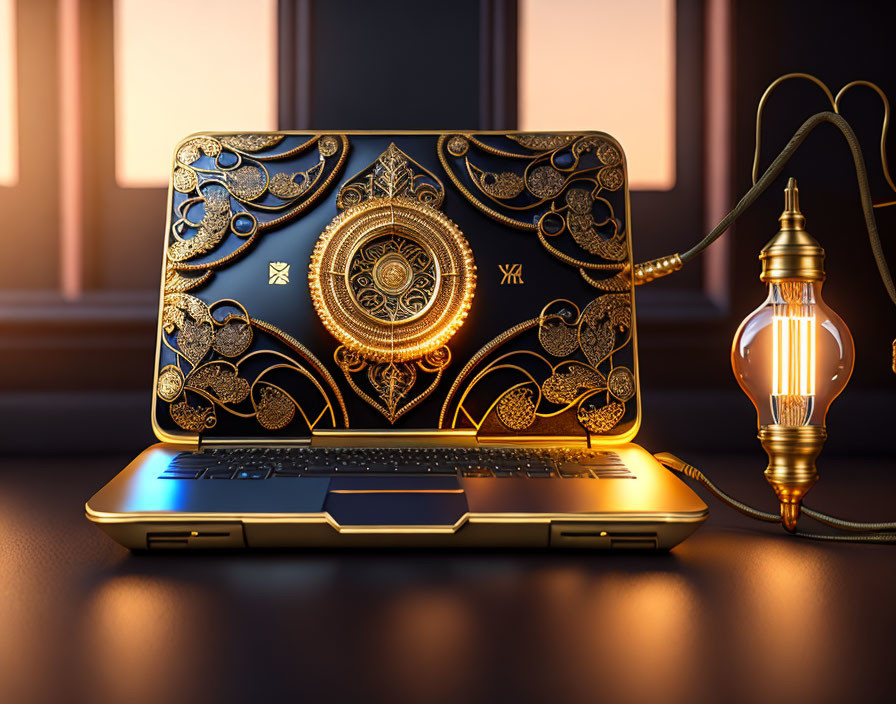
[312,430,477,448]
[194,437,314,448]
[476,434,589,448]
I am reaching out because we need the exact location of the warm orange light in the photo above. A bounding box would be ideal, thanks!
[771,313,816,397]
[113,0,278,188]
[733,280,852,428]
[518,0,676,190]
[0,0,16,186]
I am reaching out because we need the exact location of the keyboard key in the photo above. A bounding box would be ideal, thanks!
[160,448,634,481]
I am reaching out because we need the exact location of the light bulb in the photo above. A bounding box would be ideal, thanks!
[730,178,854,529]
[732,280,854,428]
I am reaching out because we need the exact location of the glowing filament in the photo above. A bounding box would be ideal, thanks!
[772,313,816,397]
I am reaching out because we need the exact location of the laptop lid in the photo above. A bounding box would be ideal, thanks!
[152,132,640,445]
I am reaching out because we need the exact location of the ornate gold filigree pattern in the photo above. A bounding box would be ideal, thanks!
[157,365,184,403]
[164,133,348,294]
[526,165,566,198]
[446,135,469,156]
[348,234,437,323]
[507,134,576,151]
[310,143,477,424]
[255,386,296,430]
[542,363,606,405]
[219,134,285,152]
[309,196,475,362]
[441,287,636,437]
[577,400,625,433]
[495,387,537,431]
[437,133,630,289]
[336,142,445,209]
[333,344,452,423]
[157,294,345,434]
[607,366,635,401]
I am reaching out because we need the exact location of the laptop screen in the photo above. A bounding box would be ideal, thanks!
[152,132,640,443]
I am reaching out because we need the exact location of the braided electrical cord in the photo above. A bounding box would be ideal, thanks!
[653,452,779,523]
[640,84,896,544]
[677,111,896,310]
[800,506,896,533]
[654,453,896,545]
[792,531,896,544]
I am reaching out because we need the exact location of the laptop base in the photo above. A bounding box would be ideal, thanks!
[86,443,708,550]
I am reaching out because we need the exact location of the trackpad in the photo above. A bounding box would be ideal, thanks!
[324,477,468,527]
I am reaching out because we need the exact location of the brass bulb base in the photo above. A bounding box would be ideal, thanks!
[758,424,827,531]
[759,178,825,283]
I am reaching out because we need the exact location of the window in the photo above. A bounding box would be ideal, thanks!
[113,0,278,187]
[518,0,676,190]
[0,0,16,186]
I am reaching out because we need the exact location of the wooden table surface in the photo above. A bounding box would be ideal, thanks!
[1,451,894,704]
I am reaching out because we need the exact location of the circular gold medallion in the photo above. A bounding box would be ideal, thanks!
[373,253,413,294]
[309,196,476,362]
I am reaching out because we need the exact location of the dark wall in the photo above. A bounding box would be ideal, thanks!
[728,0,896,390]
[722,0,896,455]
[2,0,894,455]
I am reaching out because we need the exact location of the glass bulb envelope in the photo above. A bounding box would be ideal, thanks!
[732,280,854,428]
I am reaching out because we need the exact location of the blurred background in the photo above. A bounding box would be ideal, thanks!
[0,0,894,456]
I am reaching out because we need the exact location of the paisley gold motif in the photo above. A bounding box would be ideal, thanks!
[495,387,537,430]
[598,166,624,191]
[167,185,232,263]
[157,365,184,403]
[226,165,267,201]
[607,366,635,401]
[596,142,621,166]
[577,399,624,433]
[543,364,606,405]
[538,319,580,357]
[162,292,213,333]
[158,296,344,434]
[170,398,215,432]
[164,133,348,298]
[186,363,250,404]
[255,385,296,430]
[177,317,213,366]
[584,293,632,330]
[173,166,198,194]
[526,165,565,198]
[438,133,631,295]
[268,172,304,199]
[476,170,525,200]
[212,317,252,358]
[176,136,221,164]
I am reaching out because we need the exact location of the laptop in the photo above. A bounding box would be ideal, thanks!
[86,131,707,550]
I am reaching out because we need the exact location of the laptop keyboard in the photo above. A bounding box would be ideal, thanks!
[159,447,636,480]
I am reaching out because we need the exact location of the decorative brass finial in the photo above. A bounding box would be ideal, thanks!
[779,177,806,230]
[760,177,826,283]
[759,425,827,531]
